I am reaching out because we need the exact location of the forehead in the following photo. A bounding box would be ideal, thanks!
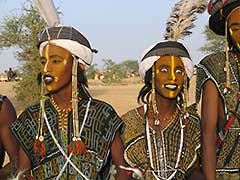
[228,8,240,25]
[42,44,71,57]
[155,56,184,67]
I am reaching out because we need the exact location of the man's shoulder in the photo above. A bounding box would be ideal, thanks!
[17,102,41,124]
[87,98,117,112]
[121,106,142,119]
[0,95,6,110]
[186,104,200,125]
[195,51,226,93]
[0,94,6,100]
[198,51,226,69]
[20,99,53,115]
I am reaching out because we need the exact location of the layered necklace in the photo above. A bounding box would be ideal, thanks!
[50,95,72,131]
[144,104,185,180]
[44,97,92,180]
[148,104,179,125]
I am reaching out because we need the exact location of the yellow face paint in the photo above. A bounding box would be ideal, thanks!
[154,56,185,99]
[43,44,50,73]
[41,44,73,93]
[228,8,240,50]
[229,28,233,36]
[171,56,176,81]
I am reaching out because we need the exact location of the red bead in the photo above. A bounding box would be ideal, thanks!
[237,93,240,99]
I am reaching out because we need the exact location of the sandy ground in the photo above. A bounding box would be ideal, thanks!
[0,75,198,170]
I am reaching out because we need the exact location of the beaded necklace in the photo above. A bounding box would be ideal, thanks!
[50,95,72,131]
[44,98,92,180]
[145,104,185,180]
[148,104,179,124]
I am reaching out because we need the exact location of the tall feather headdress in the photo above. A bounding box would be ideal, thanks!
[164,0,208,41]
[34,0,60,27]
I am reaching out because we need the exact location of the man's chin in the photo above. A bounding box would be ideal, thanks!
[156,90,178,100]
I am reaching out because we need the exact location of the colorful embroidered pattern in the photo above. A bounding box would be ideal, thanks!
[121,106,201,179]
[11,98,123,180]
[196,51,240,176]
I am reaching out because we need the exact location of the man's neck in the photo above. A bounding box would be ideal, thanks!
[52,83,72,110]
[155,93,177,117]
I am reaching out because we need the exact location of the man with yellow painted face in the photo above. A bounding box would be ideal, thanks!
[196,0,240,179]
[10,26,131,179]
[120,0,208,178]
[121,41,202,179]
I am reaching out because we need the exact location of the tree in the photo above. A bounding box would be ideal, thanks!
[0,0,45,109]
[101,59,139,83]
[102,59,125,83]
[200,25,225,54]
[120,60,139,77]
[86,64,98,79]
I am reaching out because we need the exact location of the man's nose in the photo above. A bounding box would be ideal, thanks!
[43,60,51,73]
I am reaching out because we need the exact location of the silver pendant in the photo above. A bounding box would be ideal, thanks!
[154,119,160,126]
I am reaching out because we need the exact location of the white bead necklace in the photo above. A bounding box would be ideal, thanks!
[144,104,185,180]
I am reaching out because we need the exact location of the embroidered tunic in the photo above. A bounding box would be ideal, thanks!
[196,52,240,179]
[11,98,123,180]
[121,106,201,179]
[0,94,6,168]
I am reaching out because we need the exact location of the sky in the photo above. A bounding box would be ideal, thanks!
[0,0,209,73]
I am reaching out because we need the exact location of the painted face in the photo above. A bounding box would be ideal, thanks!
[154,56,185,99]
[228,8,240,49]
[41,44,73,92]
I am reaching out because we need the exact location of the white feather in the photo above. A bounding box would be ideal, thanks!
[164,0,207,41]
[34,0,60,27]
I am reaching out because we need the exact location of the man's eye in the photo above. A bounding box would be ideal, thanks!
[41,61,46,65]
[232,28,240,31]
[176,69,182,74]
[231,27,240,32]
[53,59,61,63]
[160,68,168,73]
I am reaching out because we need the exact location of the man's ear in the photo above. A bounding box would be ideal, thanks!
[78,63,86,70]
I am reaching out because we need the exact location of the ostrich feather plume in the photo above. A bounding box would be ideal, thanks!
[34,0,60,27]
[164,0,208,41]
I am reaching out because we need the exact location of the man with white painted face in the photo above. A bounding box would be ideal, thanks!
[196,0,240,179]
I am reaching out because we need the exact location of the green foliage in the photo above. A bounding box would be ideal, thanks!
[121,60,138,71]
[102,59,121,83]
[200,25,225,54]
[0,0,45,109]
[86,64,98,79]
[101,59,138,84]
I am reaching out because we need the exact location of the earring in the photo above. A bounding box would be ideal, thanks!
[151,65,160,126]
[182,75,189,119]
[224,20,231,93]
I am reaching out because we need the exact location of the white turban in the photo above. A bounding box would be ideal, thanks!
[139,43,194,79]
[39,39,93,67]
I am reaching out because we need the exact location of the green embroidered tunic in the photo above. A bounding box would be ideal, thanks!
[196,52,240,179]
[121,106,201,180]
[11,97,123,180]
